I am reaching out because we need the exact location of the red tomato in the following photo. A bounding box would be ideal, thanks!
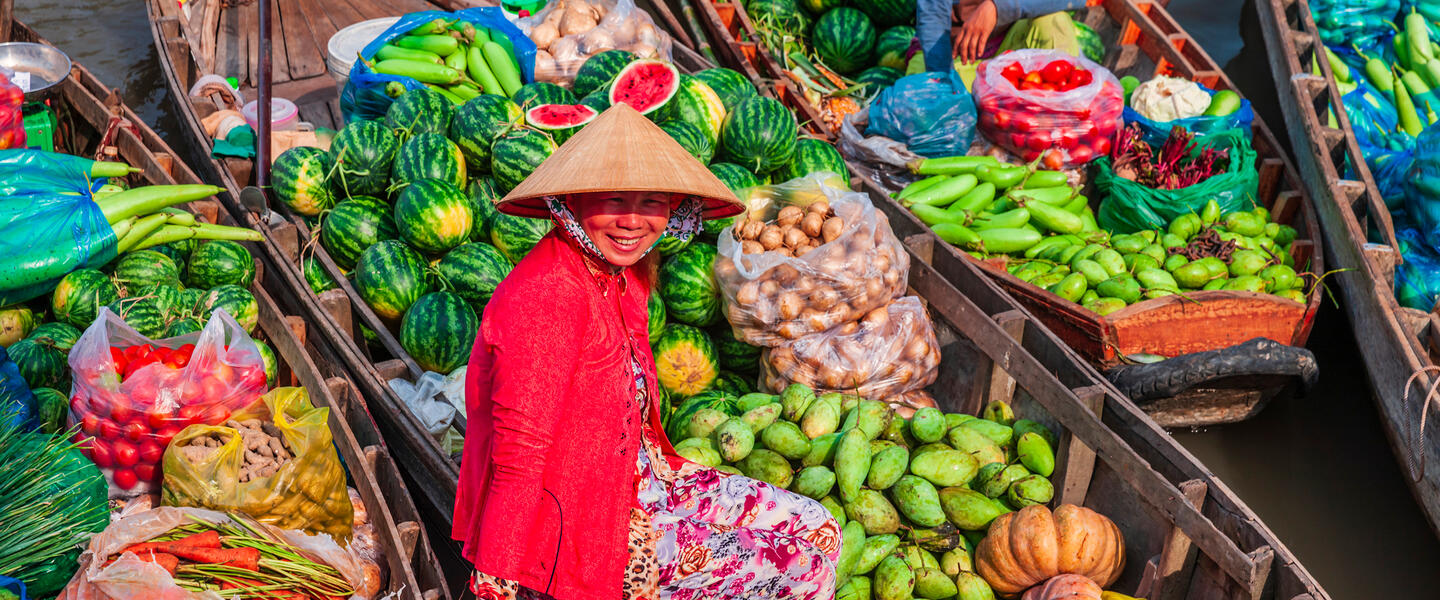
[201,376,229,405]
[108,401,133,424]
[89,439,114,468]
[145,407,173,429]
[152,347,172,362]
[993,111,1012,130]
[81,413,101,436]
[110,347,127,373]
[123,345,146,363]
[1026,134,1052,152]
[1040,60,1072,84]
[1093,136,1111,156]
[1060,130,1082,148]
[70,395,87,417]
[138,440,165,464]
[1042,149,1066,170]
[1039,83,1059,92]
[201,405,232,425]
[134,463,158,484]
[98,419,121,440]
[87,394,111,418]
[177,344,196,357]
[240,366,266,390]
[112,440,139,467]
[1068,69,1093,88]
[111,468,139,490]
[155,426,182,447]
[211,362,234,383]
[178,404,204,426]
[122,421,147,443]
[1001,62,1025,81]
[1069,145,1094,163]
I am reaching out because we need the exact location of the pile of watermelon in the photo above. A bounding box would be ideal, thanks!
[750,0,917,92]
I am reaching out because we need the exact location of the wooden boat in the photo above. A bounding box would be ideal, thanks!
[14,14,454,600]
[1251,0,1440,537]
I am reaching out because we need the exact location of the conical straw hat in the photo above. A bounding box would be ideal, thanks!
[497,103,743,219]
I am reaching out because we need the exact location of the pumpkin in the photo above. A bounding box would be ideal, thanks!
[976,504,1126,596]
[1021,574,1103,600]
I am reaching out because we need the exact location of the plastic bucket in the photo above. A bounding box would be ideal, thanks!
[327,17,401,89]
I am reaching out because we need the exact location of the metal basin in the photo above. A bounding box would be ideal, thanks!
[0,42,71,100]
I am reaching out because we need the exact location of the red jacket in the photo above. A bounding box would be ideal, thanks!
[453,232,680,600]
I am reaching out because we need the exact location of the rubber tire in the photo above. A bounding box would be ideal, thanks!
[1104,337,1319,402]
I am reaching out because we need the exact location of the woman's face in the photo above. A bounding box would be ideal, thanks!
[571,191,674,266]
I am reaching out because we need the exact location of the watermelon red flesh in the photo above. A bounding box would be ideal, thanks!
[609,59,681,116]
[526,104,598,128]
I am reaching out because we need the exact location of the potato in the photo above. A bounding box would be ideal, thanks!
[630,42,659,59]
[759,279,780,297]
[759,225,784,250]
[741,219,765,240]
[818,364,846,389]
[775,246,794,257]
[866,278,887,301]
[778,292,804,320]
[735,280,760,306]
[883,268,902,288]
[715,257,738,280]
[777,321,805,340]
[772,264,801,284]
[794,243,816,256]
[811,287,839,311]
[822,217,845,243]
[836,320,860,336]
[560,7,598,35]
[792,276,816,294]
[808,200,831,216]
[799,212,825,239]
[741,240,765,255]
[783,227,808,249]
[819,253,846,273]
[861,306,889,330]
[777,205,804,228]
[903,337,930,361]
[848,230,873,253]
[874,252,893,275]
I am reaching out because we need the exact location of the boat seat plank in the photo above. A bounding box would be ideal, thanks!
[237,2,258,89]
[295,0,345,59]
[267,0,294,84]
[278,0,327,80]
[213,5,243,86]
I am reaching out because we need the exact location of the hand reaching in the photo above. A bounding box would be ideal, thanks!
[956,0,998,64]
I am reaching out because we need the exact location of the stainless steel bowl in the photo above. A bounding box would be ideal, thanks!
[0,42,71,100]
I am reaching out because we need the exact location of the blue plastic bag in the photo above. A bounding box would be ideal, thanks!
[0,149,116,305]
[1123,83,1254,144]
[867,70,977,158]
[0,346,36,432]
[1403,124,1440,249]
[0,575,27,600]
[1309,0,1400,53]
[340,8,538,123]
[1396,226,1440,309]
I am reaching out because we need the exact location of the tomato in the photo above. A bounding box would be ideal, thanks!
[134,463,158,484]
[1068,69,1093,88]
[87,394,110,418]
[1040,60,1072,84]
[89,439,114,468]
[992,111,1012,130]
[1093,136,1111,156]
[200,405,231,426]
[138,440,165,464]
[155,426,183,447]
[201,376,229,405]
[178,404,205,426]
[111,468,139,491]
[81,413,101,436]
[211,362,234,383]
[151,347,172,362]
[98,419,122,440]
[112,439,139,467]
[240,366,266,390]
[1001,62,1025,82]
[146,407,174,429]
[122,421,147,443]
[1069,145,1094,164]
[1026,134,1053,152]
[176,344,196,358]
[110,347,127,373]
[1043,149,1066,170]
[1060,130,1082,148]
[108,401,133,424]
[164,353,189,369]
[70,394,87,416]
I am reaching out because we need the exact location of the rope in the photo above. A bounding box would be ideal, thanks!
[1401,365,1440,482]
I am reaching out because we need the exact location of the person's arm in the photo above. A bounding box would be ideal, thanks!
[992,0,1087,26]
[916,0,961,72]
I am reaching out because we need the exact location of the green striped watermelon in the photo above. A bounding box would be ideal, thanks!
[392,133,467,189]
[525,104,597,145]
[254,338,278,387]
[302,255,340,294]
[658,120,715,164]
[659,75,726,145]
[451,95,524,173]
[491,128,558,193]
[665,390,737,440]
[330,120,400,198]
[150,284,187,318]
[875,26,915,70]
[436,242,513,313]
[653,324,720,400]
[746,0,810,32]
[573,50,637,98]
[512,82,577,110]
[720,97,798,174]
[647,288,666,344]
[693,68,758,113]
[468,178,501,243]
[856,66,904,91]
[654,233,693,257]
[710,324,762,372]
[855,0,915,27]
[713,371,755,396]
[799,0,844,15]
[395,179,474,254]
[400,291,479,373]
[112,250,180,295]
[185,240,256,289]
[163,316,204,338]
[32,387,67,434]
[201,285,259,333]
[489,212,552,264]
[355,240,430,320]
[772,138,850,184]
[7,338,66,389]
[151,240,197,272]
[705,163,761,237]
[272,146,336,216]
[108,296,167,338]
[321,196,397,269]
[814,8,877,75]
[609,59,681,116]
[179,288,208,314]
[660,242,721,326]
[385,87,454,137]
[1076,22,1104,63]
[580,86,613,113]
[0,306,33,347]
[27,322,80,354]
[52,268,119,329]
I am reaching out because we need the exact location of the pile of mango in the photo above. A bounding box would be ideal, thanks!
[667,383,1057,599]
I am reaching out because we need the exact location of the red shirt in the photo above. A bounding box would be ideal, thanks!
[452,232,680,600]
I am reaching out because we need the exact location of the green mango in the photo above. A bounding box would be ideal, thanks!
[740,402,782,433]
[1080,289,1100,305]
[1260,264,1298,291]
[855,534,902,575]
[685,408,730,439]
[947,426,1005,468]
[801,393,843,439]
[1160,232,1187,249]
[856,400,894,440]
[1199,199,1222,225]
[955,571,997,600]
[1162,252,1189,272]
[874,555,917,600]
[1006,474,1055,508]
[1144,289,1177,299]
[803,432,843,467]
[1203,278,1227,291]
[1093,248,1126,276]
[835,428,872,502]
[1136,229,1158,243]
[914,568,958,600]
[821,495,848,526]
[713,464,743,475]
[909,449,980,487]
[1168,212,1200,240]
[939,487,1012,530]
[736,392,778,412]
[945,413,976,430]
[781,382,817,421]
[675,437,716,453]
[911,442,951,460]
[868,445,911,490]
[840,405,861,433]
[838,575,872,600]
[836,521,867,584]
[940,547,973,576]
[1278,288,1307,302]
[870,439,898,455]
[981,400,1014,426]
[977,463,1030,498]
[891,475,947,527]
[1223,274,1266,292]
[1139,243,1166,263]
[1135,268,1179,292]
[881,413,914,446]
[845,489,902,535]
[1047,272,1088,302]
[1196,256,1229,278]
[838,394,865,412]
[899,545,940,571]
[1228,249,1268,276]
[737,449,792,488]
[760,421,813,460]
[1122,252,1160,273]
[676,444,723,467]
[1110,233,1145,254]
[1016,432,1056,477]
[1011,419,1056,447]
[1074,258,1110,286]
[1096,274,1141,304]
[1171,261,1213,290]
[959,419,1013,447]
[1224,211,1265,236]
[1084,297,1127,315]
[794,466,837,499]
[712,418,756,462]
[1275,224,1298,245]
[910,407,947,443]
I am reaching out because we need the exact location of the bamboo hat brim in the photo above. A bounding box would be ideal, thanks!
[496,103,743,220]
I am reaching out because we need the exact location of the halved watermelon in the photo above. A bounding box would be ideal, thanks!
[609,59,680,116]
[524,104,598,145]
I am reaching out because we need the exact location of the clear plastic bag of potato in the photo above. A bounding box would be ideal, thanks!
[757,297,940,399]
[520,0,673,86]
[160,387,354,542]
[715,174,909,346]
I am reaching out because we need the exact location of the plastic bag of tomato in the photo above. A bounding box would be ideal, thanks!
[973,49,1124,168]
[67,308,267,498]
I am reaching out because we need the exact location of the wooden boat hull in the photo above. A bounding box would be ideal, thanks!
[1251,0,1440,538]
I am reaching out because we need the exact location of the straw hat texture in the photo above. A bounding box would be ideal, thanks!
[497,103,743,219]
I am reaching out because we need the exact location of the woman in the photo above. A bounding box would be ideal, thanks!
[916,0,1094,71]
[452,103,841,600]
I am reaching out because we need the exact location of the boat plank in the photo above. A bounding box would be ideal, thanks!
[295,0,344,60]
[214,5,243,85]
[268,0,293,84]
[278,0,327,80]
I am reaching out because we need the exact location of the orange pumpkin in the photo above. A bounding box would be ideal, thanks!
[1021,575,1103,600]
[975,504,1126,596]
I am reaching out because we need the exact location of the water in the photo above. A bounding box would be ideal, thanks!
[19,0,1440,597]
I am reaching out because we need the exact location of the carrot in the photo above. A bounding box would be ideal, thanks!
[166,546,262,571]
[104,552,179,574]
[117,530,223,556]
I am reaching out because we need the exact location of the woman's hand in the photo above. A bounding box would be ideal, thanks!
[956,0,997,63]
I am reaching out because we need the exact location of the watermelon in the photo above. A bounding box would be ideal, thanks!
[573,50,637,98]
[746,0,810,32]
[150,284,188,317]
[112,250,180,295]
[713,371,755,396]
[710,324,762,372]
[27,322,81,354]
[706,163,761,240]
[512,82,578,110]
[609,59,680,116]
[658,120,715,164]
[653,232,693,257]
[179,288,208,314]
[525,104,597,145]
[272,146,336,216]
[659,242,721,326]
[108,296,166,338]
[855,0,915,27]
[330,120,400,198]
[580,86,613,113]
[772,138,850,184]
[185,240,256,289]
[491,128,558,193]
[254,339,278,387]
[400,291,480,373]
[32,387,67,434]
[451,95,525,172]
[647,288,666,345]
[693,68,758,113]
[652,324,720,400]
[385,87,453,136]
[392,132,467,189]
[7,338,66,389]
[468,178,501,243]
[201,284,259,333]
[875,26,915,70]
[320,196,397,269]
[152,240,197,272]
[163,316,204,337]
[659,75,727,145]
[0,305,34,347]
[814,8,877,75]
[302,255,340,294]
[856,66,904,90]
[665,390,737,440]
[720,97,798,174]
[436,243,513,312]
[355,240,430,320]
[799,0,844,16]
[395,179,474,254]
[1076,22,1104,63]
[489,212,553,264]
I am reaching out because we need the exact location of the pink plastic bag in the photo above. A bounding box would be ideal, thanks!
[68,309,267,499]
[974,49,1124,167]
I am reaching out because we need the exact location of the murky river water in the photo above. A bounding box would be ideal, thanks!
[20,0,1440,597]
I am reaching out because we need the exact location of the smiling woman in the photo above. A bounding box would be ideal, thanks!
[565,191,678,266]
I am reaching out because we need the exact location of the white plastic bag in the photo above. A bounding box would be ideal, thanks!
[388,371,460,437]
[519,0,672,87]
[757,297,940,399]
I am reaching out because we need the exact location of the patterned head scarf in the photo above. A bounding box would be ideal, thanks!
[544,193,705,267]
